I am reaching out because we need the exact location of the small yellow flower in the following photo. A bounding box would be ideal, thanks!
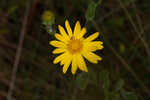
[50,20,103,74]
[42,11,54,22]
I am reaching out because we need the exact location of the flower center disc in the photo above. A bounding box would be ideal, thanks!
[68,38,83,54]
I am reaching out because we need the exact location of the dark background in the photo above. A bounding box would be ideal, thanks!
[0,0,150,100]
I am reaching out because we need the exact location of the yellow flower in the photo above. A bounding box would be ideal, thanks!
[42,11,54,22]
[50,20,103,74]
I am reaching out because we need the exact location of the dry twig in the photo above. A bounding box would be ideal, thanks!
[6,0,37,99]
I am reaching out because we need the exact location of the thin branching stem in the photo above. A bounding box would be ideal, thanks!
[91,20,150,97]
[6,1,32,100]
[118,0,150,62]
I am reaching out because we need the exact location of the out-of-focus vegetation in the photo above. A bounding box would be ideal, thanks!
[0,0,150,100]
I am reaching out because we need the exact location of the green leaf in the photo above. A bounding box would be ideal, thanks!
[99,70,110,90]
[85,1,97,21]
[75,72,89,90]
[121,90,138,100]
[8,5,18,14]
[97,0,102,5]
[109,92,120,100]
[121,0,137,4]
[0,29,9,35]
[87,68,97,85]
[120,43,126,53]
[139,0,150,12]
[114,79,124,92]
[106,17,124,28]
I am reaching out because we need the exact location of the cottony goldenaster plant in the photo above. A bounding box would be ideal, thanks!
[50,20,103,74]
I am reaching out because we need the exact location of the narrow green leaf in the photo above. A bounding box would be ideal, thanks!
[106,17,124,28]
[0,29,9,35]
[85,1,97,21]
[121,0,137,4]
[120,43,126,53]
[8,5,18,14]
[109,92,120,100]
[75,72,89,90]
[114,79,124,92]
[97,0,102,5]
[87,68,97,85]
[99,70,110,90]
[121,90,138,100]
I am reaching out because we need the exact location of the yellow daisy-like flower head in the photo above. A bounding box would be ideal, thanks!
[42,11,54,22]
[50,20,103,74]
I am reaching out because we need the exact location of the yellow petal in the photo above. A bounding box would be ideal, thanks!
[60,52,71,65]
[84,32,99,42]
[77,27,86,39]
[49,40,66,48]
[73,21,81,38]
[83,41,103,51]
[71,55,78,74]
[58,25,69,40]
[82,50,102,64]
[62,54,72,74]
[53,52,68,64]
[52,48,66,54]
[77,54,88,72]
[54,33,68,43]
[65,20,73,37]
